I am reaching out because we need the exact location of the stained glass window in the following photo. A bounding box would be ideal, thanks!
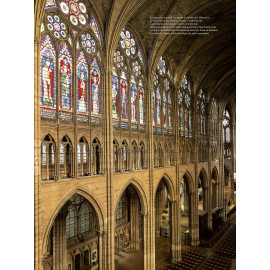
[130,75,137,125]
[45,0,56,9]
[132,61,141,76]
[59,42,72,120]
[179,75,192,137]
[157,56,166,76]
[120,71,128,127]
[152,88,156,128]
[168,92,172,132]
[90,57,101,123]
[80,33,96,54]
[46,14,67,39]
[138,49,144,64]
[197,89,206,138]
[210,98,217,138]
[77,51,88,122]
[90,14,101,44]
[223,109,230,143]
[163,90,167,133]
[138,79,144,128]
[66,206,77,239]
[156,87,161,132]
[40,35,56,119]
[41,23,45,33]
[60,0,88,27]
[79,202,92,235]
[114,50,125,68]
[112,67,119,125]
[116,195,125,222]
[120,28,136,57]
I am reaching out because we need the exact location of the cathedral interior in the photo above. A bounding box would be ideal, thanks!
[34,0,236,269]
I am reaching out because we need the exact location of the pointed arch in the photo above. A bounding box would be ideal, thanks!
[42,187,105,256]
[114,178,148,216]
[154,174,176,201]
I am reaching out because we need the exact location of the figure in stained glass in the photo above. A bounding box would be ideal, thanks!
[41,35,56,112]
[90,58,100,117]
[152,88,156,126]
[77,53,88,114]
[138,81,144,125]
[112,68,118,120]
[163,90,167,129]
[130,76,137,123]
[156,88,161,126]
[121,79,128,121]
[59,43,72,111]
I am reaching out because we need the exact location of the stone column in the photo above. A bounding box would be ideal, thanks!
[190,191,200,246]
[53,206,68,270]
[130,194,140,249]
[170,200,181,263]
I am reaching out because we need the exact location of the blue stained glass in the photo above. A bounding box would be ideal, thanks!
[90,15,101,44]
[45,0,56,9]
[91,57,101,120]
[152,88,156,127]
[130,75,137,124]
[112,67,119,121]
[156,87,161,127]
[163,90,167,130]
[40,35,56,118]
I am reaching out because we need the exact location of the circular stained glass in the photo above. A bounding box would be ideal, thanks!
[79,3,86,13]
[70,15,78,25]
[47,16,53,22]
[69,1,79,14]
[91,40,95,46]
[78,14,86,25]
[81,33,96,54]
[86,40,91,47]
[46,14,67,39]
[53,22,60,31]
[60,2,69,14]
[120,28,136,57]
[47,24,53,30]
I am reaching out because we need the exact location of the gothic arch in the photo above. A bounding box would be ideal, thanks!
[114,178,148,216]
[180,170,194,194]
[42,186,106,256]
[198,167,209,188]
[154,174,176,201]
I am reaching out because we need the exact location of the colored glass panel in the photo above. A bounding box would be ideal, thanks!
[168,92,172,130]
[81,33,96,54]
[46,14,67,39]
[77,51,88,118]
[157,56,166,76]
[40,34,56,118]
[90,57,101,120]
[120,71,128,126]
[138,80,144,126]
[120,28,136,57]
[60,0,88,27]
[163,90,167,130]
[156,87,161,127]
[59,43,72,119]
[45,0,56,9]
[114,50,125,68]
[152,88,156,127]
[77,144,81,163]
[112,67,118,121]
[130,75,137,124]
[90,15,101,44]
